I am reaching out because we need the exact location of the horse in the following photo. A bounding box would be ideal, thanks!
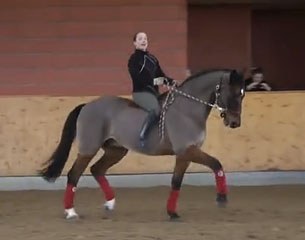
[39,68,245,220]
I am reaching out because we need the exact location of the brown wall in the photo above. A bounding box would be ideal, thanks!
[187,5,252,74]
[0,0,187,96]
[187,5,305,90]
[252,9,305,90]
[1,92,305,176]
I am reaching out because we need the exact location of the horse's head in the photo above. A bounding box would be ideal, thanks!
[171,69,245,129]
[217,70,245,128]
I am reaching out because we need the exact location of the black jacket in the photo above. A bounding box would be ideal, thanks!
[128,49,170,95]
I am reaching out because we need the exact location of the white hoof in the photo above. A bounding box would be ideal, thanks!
[64,208,79,219]
[104,198,115,211]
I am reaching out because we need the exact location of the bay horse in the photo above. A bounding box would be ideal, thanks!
[39,69,245,220]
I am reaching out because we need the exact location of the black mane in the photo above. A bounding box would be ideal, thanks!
[158,68,242,101]
[180,68,233,87]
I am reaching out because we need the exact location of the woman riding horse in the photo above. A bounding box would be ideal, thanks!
[40,68,245,220]
[128,31,174,147]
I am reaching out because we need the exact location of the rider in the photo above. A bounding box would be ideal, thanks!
[127,31,174,147]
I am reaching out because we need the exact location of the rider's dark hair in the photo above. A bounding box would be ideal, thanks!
[133,32,144,42]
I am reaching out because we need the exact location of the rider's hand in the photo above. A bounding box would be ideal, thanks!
[153,77,165,85]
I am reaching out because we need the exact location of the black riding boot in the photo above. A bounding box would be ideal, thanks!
[139,111,158,147]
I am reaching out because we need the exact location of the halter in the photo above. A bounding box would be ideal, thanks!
[159,77,227,140]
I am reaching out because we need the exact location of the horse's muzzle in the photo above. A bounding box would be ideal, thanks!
[223,111,241,128]
[229,121,240,128]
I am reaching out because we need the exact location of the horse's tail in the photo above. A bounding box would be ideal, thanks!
[39,103,86,182]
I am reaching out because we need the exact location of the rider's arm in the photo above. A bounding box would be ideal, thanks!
[156,63,175,85]
[128,54,141,80]
[128,54,148,89]
[128,53,158,94]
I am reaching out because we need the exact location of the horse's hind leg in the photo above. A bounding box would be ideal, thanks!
[90,144,128,213]
[187,145,228,206]
[64,153,95,219]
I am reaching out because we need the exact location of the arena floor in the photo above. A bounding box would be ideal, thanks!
[0,185,304,240]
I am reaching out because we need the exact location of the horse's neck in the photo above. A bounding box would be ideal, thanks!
[178,74,219,102]
[167,75,218,124]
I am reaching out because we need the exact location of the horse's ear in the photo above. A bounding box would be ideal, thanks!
[229,70,239,85]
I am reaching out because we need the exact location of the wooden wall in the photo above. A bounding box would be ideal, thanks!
[0,92,304,176]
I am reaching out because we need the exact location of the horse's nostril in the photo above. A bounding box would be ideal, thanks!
[230,122,238,128]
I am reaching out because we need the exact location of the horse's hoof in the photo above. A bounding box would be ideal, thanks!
[102,210,113,219]
[66,214,79,220]
[64,208,79,220]
[104,199,115,211]
[102,199,115,219]
[217,201,227,208]
[216,193,228,208]
[168,212,181,221]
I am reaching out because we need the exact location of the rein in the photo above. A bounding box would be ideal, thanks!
[159,78,227,140]
[169,83,226,113]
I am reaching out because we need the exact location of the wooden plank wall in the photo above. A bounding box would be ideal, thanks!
[0,92,305,176]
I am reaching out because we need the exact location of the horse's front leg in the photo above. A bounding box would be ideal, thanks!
[187,145,228,206]
[167,155,190,220]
